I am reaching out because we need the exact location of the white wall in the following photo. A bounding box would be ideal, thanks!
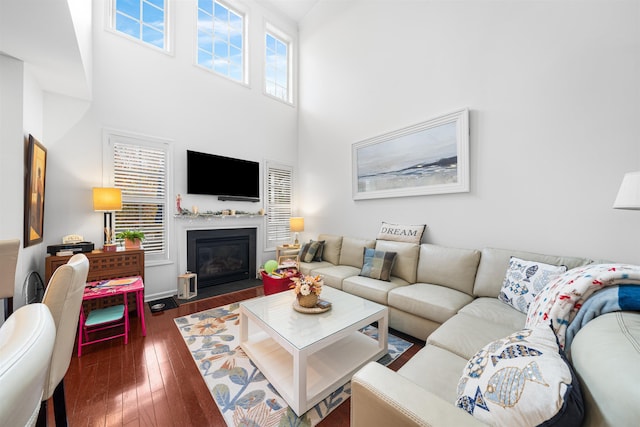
[298,0,640,264]
[42,0,299,299]
[0,54,50,321]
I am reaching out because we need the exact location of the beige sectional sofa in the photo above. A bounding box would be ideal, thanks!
[297,234,640,427]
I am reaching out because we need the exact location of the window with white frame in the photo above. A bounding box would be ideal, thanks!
[265,27,291,102]
[265,162,293,248]
[105,131,170,262]
[112,0,167,50]
[197,0,245,83]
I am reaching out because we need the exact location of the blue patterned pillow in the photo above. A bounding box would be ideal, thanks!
[359,248,397,281]
[499,257,567,313]
[455,323,584,426]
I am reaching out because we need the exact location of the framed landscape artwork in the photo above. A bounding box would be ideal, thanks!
[352,108,469,200]
[24,134,47,247]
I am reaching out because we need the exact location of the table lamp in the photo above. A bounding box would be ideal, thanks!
[613,172,640,210]
[289,217,304,246]
[93,187,122,251]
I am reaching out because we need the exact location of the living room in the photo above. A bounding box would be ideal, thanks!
[2,0,638,311]
[1,0,639,425]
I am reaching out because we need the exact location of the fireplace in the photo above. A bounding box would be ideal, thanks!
[186,228,257,288]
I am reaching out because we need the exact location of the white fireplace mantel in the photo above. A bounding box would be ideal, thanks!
[175,214,266,278]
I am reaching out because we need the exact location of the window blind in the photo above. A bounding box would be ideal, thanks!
[266,162,293,248]
[112,141,168,256]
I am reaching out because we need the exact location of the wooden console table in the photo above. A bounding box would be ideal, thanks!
[45,249,145,283]
[45,249,145,312]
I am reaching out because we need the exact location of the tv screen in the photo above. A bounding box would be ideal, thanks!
[187,150,260,201]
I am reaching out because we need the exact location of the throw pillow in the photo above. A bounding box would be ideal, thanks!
[359,248,397,281]
[298,241,322,263]
[499,257,567,314]
[455,323,584,427]
[311,240,325,261]
[377,221,426,244]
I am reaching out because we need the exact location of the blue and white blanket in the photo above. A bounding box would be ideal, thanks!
[526,264,640,349]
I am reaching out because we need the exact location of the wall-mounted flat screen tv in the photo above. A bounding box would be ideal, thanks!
[187,150,260,202]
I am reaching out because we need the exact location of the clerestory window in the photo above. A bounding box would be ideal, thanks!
[112,0,167,50]
[265,28,291,103]
[197,0,246,83]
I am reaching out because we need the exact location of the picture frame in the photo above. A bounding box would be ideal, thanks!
[352,108,469,200]
[24,134,47,247]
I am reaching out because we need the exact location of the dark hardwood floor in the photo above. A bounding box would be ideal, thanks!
[52,286,424,426]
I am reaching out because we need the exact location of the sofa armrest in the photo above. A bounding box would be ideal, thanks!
[351,362,487,427]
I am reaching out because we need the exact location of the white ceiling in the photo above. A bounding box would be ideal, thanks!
[262,0,321,22]
[0,0,91,100]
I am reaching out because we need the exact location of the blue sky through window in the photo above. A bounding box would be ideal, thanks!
[198,0,244,82]
[265,33,288,101]
[115,0,165,49]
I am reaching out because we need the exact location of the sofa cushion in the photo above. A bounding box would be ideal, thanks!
[388,283,474,325]
[317,234,343,265]
[377,221,426,244]
[298,240,323,263]
[339,237,375,268]
[374,240,419,283]
[299,260,334,275]
[309,265,360,290]
[342,275,408,305]
[427,312,523,360]
[455,323,584,427]
[498,257,567,314]
[458,298,527,331]
[570,311,640,427]
[416,244,481,295]
[359,248,396,281]
[397,344,469,403]
[473,247,590,298]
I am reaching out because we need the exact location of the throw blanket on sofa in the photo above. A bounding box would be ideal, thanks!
[525,264,640,349]
[563,285,640,350]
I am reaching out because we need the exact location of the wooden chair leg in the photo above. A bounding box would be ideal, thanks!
[53,381,68,427]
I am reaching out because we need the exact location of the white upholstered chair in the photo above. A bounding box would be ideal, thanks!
[0,303,56,427]
[0,238,20,320]
[37,253,90,426]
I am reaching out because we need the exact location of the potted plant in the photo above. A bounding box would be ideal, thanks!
[115,230,145,249]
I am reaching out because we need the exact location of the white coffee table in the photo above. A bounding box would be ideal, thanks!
[239,286,388,415]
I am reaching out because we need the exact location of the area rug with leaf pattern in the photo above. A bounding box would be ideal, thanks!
[174,301,413,426]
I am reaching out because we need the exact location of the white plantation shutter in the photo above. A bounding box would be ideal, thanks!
[266,162,293,248]
[107,133,170,261]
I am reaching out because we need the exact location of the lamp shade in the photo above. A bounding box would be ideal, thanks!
[93,187,122,211]
[613,172,640,210]
[289,217,305,232]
